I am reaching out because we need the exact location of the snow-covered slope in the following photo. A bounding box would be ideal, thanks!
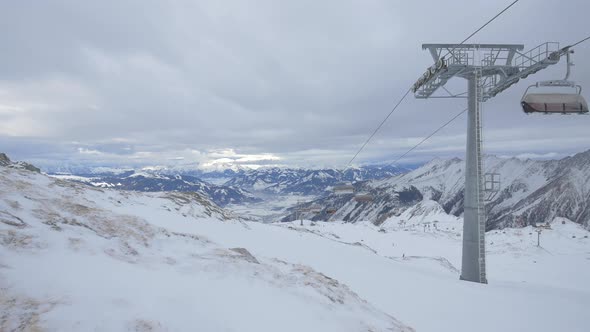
[270,218,590,332]
[299,151,590,230]
[1,157,589,332]
[0,161,410,332]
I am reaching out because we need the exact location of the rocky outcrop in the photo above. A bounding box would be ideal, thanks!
[0,153,41,173]
[0,153,11,166]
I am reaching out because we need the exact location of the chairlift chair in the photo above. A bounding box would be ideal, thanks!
[521,48,588,114]
[354,193,374,202]
[333,184,354,195]
[309,204,322,214]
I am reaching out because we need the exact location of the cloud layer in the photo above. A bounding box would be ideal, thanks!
[1,0,589,169]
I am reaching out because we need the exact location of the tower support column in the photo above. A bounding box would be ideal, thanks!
[461,72,487,284]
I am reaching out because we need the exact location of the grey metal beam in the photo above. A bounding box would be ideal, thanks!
[428,47,439,62]
[423,43,524,50]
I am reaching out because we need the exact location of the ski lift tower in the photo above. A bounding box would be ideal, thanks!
[412,42,569,283]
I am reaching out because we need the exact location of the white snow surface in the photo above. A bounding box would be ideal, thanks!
[0,167,409,332]
[2,167,589,332]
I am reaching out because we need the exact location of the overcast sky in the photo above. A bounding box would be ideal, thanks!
[1,0,589,170]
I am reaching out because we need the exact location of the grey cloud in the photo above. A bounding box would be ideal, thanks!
[1,0,589,169]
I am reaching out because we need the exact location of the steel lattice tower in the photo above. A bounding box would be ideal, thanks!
[412,42,567,283]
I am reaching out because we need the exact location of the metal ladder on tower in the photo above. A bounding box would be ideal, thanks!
[475,72,487,284]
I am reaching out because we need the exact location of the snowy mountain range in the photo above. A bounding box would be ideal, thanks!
[286,150,590,230]
[47,163,409,205]
[225,165,409,195]
[51,171,260,207]
[40,162,249,180]
[9,149,590,231]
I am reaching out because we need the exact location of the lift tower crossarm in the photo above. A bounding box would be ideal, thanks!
[413,42,564,101]
[413,44,526,100]
[423,44,524,63]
